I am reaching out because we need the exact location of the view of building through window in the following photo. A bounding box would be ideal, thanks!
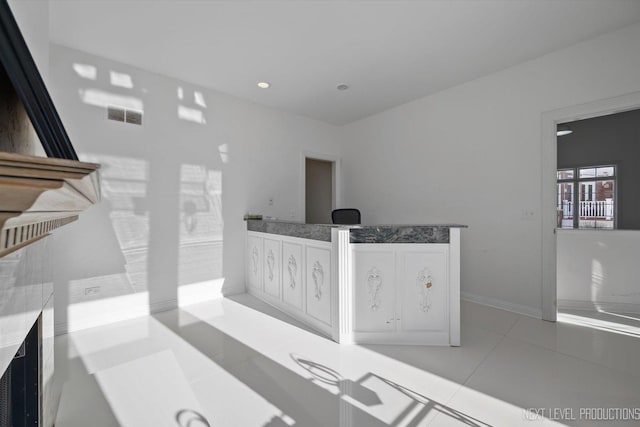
[557,165,616,229]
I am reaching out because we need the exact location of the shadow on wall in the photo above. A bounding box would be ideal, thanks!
[51,46,230,334]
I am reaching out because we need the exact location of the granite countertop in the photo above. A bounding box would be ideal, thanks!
[246,219,340,227]
[348,224,468,229]
[246,219,335,241]
[245,219,467,229]
[246,219,467,243]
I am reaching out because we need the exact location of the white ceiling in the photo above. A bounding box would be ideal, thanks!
[48,0,640,126]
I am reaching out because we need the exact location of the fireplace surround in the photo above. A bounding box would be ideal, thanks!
[0,316,40,427]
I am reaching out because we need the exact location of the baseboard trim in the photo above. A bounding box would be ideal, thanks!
[461,292,542,319]
[150,299,178,314]
[558,299,640,315]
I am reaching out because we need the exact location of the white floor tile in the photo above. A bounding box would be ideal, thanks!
[441,337,640,426]
[460,299,521,336]
[54,295,640,427]
[508,313,640,378]
[363,323,503,384]
[56,373,120,427]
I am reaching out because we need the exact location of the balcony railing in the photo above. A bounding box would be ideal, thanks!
[560,199,614,219]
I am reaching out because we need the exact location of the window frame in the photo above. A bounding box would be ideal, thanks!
[557,164,618,229]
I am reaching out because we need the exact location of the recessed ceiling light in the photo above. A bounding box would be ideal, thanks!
[336,84,349,91]
[257,81,271,89]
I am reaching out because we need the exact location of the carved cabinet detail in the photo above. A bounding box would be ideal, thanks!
[305,246,331,326]
[282,242,303,310]
[247,235,262,290]
[353,251,396,332]
[263,238,281,298]
[402,251,447,332]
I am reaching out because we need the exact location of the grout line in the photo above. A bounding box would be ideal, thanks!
[505,314,522,336]
[460,334,506,387]
[502,322,640,380]
[429,334,508,426]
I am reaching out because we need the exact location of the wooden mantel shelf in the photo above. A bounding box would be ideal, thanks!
[0,152,100,257]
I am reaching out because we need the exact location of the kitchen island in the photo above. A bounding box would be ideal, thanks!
[246,220,466,346]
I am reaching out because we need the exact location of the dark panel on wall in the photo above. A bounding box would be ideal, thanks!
[0,62,36,154]
[0,0,78,160]
[305,158,333,224]
[557,108,640,230]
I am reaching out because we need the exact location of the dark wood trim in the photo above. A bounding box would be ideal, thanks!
[0,0,78,160]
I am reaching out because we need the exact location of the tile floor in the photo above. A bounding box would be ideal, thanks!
[54,295,640,427]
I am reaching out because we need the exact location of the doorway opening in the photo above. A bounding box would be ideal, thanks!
[554,109,640,334]
[304,157,336,224]
[541,91,640,324]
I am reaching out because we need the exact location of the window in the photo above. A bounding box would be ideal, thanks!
[557,165,616,229]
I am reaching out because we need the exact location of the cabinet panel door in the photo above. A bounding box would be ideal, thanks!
[401,249,448,332]
[282,241,303,310]
[353,250,396,332]
[305,246,331,326]
[247,235,263,291]
[263,238,281,298]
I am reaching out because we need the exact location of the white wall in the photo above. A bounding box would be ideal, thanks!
[341,22,640,317]
[557,230,640,313]
[48,44,340,333]
[8,0,49,83]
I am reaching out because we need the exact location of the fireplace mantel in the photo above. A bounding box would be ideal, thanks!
[0,152,100,257]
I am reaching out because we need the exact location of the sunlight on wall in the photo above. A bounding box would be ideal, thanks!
[109,70,134,89]
[194,91,206,108]
[178,105,206,124]
[90,154,150,292]
[79,88,143,112]
[177,164,223,305]
[590,259,604,303]
[217,143,229,164]
[55,46,253,335]
[177,86,207,124]
[67,289,151,333]
[72,63,97,80]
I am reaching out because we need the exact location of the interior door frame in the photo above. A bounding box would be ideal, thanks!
[300,151,341,224]
[541,91,640,322]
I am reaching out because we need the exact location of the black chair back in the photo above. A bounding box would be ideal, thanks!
[332,208,361,225]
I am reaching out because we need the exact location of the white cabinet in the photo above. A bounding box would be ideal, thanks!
[282,242,303,310]
[247,235,262,291]
[247,226,461,346]
[351,244,450,345]
[263,238,281,298]
[247,231,334,338]
[305,246,332,326]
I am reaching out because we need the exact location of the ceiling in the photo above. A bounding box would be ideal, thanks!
[48,0,640,126]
